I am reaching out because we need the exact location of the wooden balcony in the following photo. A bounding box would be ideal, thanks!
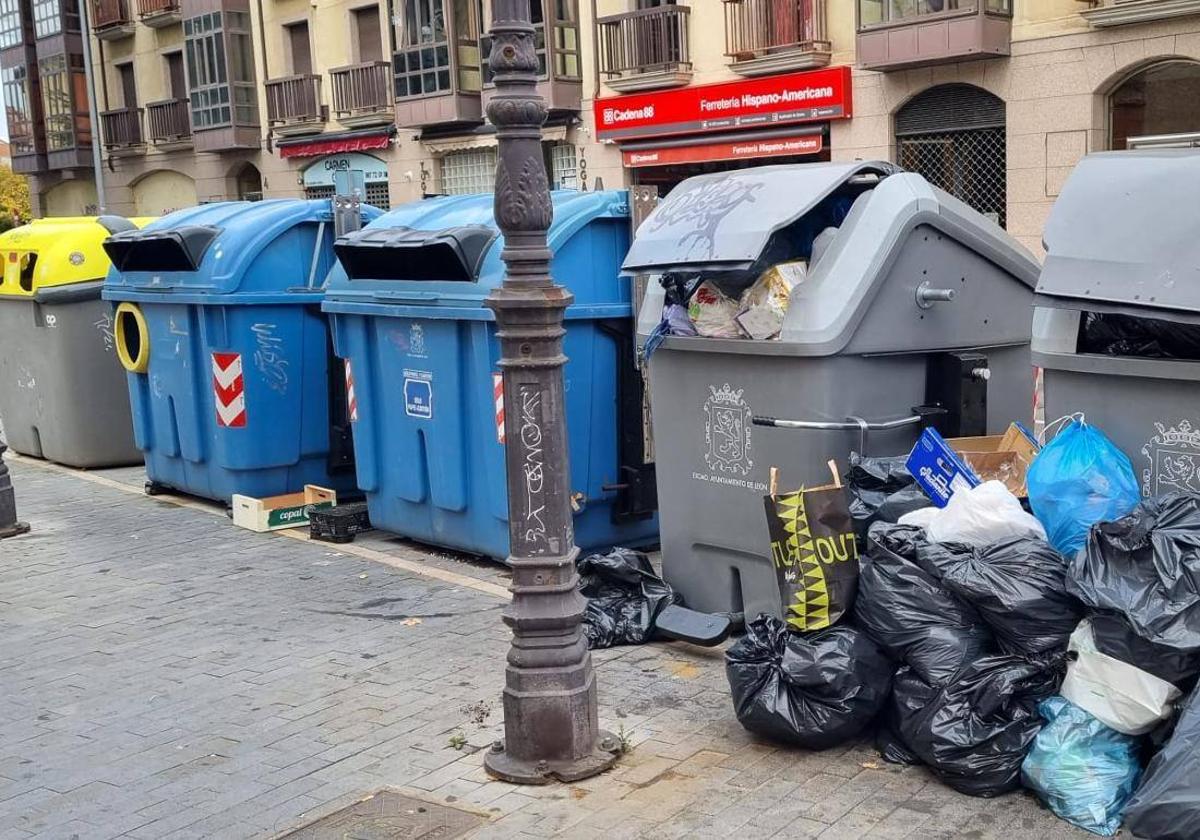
[598,5,692,93]
[92,0,135,40]
[100,107,144,153]
[265,74,326,136]
[146,98,192,148]
[136,0,181,27]
[857,0,1012,72]
[11,131,46,174]
[479,15,582,113]
[724,0,830,77]
[331,61,394,129]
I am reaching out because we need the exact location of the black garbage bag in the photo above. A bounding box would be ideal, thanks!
[875,666,936,765]
[578,548,677,649]
[1124,682,1200,840]
[916,537,1083,655]
[893,653,1066,797]
[726,614,895,750]
[846,453,930,541]
[1090,611,1200,690]
[1080,311,1200,360]
[1066,492,1200,654]
[854,524,994,685]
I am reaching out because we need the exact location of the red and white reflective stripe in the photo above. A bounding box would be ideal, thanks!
[493,372,505,445]
[345,359,358,422]
[212,352,247,428]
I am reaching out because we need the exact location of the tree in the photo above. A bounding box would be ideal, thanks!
[0,166,31,231]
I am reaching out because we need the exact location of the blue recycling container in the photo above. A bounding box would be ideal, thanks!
[322,190,658,560]
[101,199,381,502]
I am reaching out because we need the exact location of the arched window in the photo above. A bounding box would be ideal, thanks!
[1110,60,1200,150]
[894,83,1006,227]
[234,163,263,201]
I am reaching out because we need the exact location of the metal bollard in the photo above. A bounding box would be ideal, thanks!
[0,442,30,539]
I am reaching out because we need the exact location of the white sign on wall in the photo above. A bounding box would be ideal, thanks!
[302,153,388,188]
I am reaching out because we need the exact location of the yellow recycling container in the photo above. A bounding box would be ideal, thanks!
[0,216,154,467]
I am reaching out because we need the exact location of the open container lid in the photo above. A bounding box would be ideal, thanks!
[1038,150,1200,321]
[102,199,383,302]
[621,161,899,274]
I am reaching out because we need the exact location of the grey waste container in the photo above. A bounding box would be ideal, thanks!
[1033,150,1200,499]
[631,161,1041,620]
[0,216,144,468]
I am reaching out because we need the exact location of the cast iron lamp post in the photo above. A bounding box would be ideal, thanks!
[482,0,620,785]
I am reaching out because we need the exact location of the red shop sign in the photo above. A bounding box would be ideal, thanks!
[594,66,852,142]
[622,133,823,168]
[279,131,391,159]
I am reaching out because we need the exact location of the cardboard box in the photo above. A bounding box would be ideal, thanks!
[950,423,1040,498]
[231,485,336,533]
[907,427,981,508]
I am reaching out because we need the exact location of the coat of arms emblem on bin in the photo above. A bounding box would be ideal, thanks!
[1142,420,1200,496]
[704,384,753,476]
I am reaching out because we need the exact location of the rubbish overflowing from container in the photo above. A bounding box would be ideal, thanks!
[589,152,1200,840]
[13,152,1200,839]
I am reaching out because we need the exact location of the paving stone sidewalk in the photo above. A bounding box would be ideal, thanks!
[0,457,1093,840]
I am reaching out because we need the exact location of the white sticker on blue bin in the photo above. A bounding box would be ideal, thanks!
[403,369,433,420]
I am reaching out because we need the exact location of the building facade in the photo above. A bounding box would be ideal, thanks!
[5,0,1200,254]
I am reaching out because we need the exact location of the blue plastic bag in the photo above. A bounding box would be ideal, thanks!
[1021,696,1142,836]
[1026,419,1140,556]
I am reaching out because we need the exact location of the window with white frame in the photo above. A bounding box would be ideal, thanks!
[549,143,577,189]
[440,147,498,195]
[184,10,258,130]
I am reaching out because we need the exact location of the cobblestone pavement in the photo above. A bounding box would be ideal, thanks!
[0,456,1094,840]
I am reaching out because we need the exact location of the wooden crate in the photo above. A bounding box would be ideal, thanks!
[231,485,336,533]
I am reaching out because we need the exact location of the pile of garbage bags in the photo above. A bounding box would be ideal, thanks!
[718,417,1200,836]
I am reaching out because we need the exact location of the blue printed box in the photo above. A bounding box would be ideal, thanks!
[906,427,981,508]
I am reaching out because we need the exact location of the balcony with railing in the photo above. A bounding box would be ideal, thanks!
[723,0,829,76]
[857,0,1012,72]
[598,5,692,92]
[92,0,135,39]
[100,107,144,152]
[1080,0,1200,27]
[136,0,181,27]
[146,98,191,147]
[331,61,394,128]
[265,74,326,136]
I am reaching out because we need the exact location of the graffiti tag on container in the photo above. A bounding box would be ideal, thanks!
[519,384,548,551]
[251,323,289,395]
[94,312,114,353]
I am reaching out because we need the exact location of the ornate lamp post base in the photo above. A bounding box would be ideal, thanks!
[485,732,620,785]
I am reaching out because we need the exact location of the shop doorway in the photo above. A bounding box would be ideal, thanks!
[303,152,391,208]
[894,83,1006,228]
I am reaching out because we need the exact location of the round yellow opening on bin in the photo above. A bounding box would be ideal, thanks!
[114,302,149,374]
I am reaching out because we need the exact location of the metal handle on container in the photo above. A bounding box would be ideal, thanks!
[916,280,957,309]
[751,413,925,454]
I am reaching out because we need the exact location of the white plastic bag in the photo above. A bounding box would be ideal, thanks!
[1061,618,1181,736]
[687,280,742,338]
[898,480,1047,546]
[735,261,806,340]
